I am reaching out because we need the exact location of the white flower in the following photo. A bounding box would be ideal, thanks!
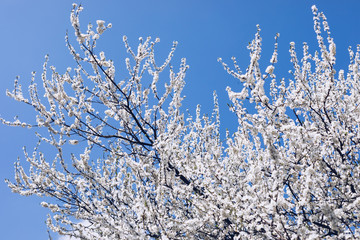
[96,20,105,27]
[265,65,274,74]
[69,140,79,145]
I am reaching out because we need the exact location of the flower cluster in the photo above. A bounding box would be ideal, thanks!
[3,4,360,239]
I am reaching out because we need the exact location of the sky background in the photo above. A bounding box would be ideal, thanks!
[0,0,359,239]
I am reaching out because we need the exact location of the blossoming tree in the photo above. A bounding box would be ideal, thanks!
[3,4,360,239]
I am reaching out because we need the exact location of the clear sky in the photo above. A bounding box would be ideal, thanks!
[0,1,359,239]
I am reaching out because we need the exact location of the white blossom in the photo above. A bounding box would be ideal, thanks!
[265,65,274,74]
[68,140,79,145]
[3,4,360,240]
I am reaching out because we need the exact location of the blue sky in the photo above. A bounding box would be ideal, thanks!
[0,1,359,239]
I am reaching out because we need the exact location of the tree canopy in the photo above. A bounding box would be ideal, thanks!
[2,4,360,239]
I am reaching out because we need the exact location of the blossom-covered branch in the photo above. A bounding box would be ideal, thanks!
[3,3,360,240]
